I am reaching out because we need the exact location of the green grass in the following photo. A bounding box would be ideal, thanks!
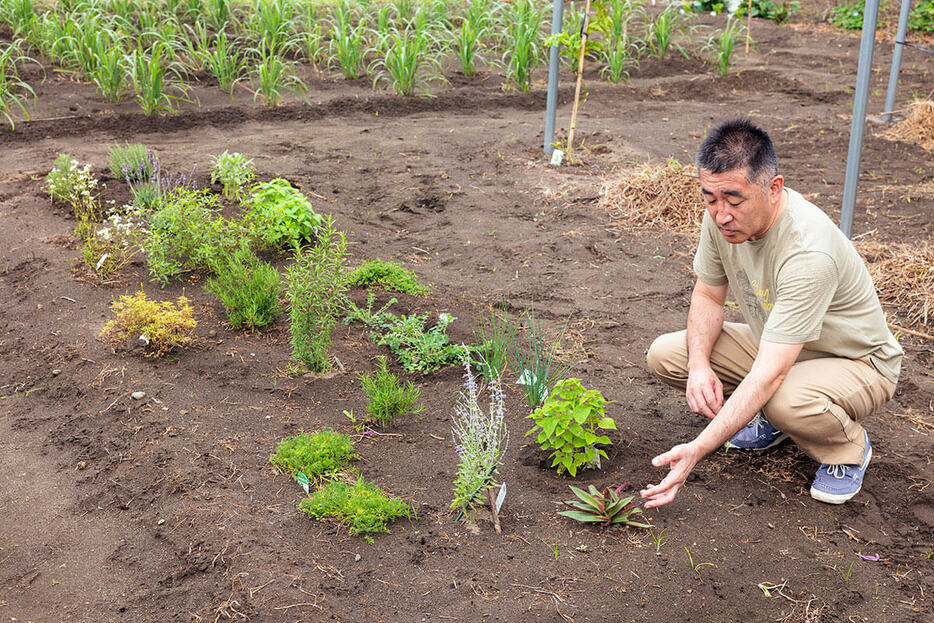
[299,476,413,539]
[270,429,358,480]
[359,355,423,427]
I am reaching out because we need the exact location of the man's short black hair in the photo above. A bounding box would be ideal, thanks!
[696,118,778,186]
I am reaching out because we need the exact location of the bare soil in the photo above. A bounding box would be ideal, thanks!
[1,14,933,623]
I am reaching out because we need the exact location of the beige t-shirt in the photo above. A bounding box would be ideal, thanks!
[693,187,903,384]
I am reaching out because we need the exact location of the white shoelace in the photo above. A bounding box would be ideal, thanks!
[826,465,849,479]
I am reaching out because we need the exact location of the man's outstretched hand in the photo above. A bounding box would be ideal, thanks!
[640,442,702,509]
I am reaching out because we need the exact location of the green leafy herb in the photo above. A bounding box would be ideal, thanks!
[526,378,616,477]
[244,178,323,250]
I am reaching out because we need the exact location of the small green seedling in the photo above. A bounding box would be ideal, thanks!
[685,547,715,574]
[648,527,668,552]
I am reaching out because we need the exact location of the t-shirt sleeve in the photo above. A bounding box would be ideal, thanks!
[762,252,838,343]
[693,211,728,286]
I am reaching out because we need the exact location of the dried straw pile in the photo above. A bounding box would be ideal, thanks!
[857,240,934,328]
[599,160,703,235]
[884,99,934,151]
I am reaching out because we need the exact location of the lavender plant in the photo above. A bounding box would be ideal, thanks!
[451,361,508,515]
[122,148,198,211]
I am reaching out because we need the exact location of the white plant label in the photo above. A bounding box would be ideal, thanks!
[296,473,310,494]
[550,149,565,166]
[516,369,537,386]
[495,482,507,513]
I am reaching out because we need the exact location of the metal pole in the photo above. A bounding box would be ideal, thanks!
[882,0,913,122]
[544,0,564,156]
[840,0,881,239]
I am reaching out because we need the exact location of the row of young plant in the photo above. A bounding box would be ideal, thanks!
[1,0,760,125]
[44,145,651,536]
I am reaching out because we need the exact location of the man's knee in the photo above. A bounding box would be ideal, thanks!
[646,331,688,380]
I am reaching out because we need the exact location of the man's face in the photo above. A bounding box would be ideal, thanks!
[699,167,783,244]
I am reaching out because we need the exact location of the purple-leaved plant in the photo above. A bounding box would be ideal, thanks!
[451,360,508,515]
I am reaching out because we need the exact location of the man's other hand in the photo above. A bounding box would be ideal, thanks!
[686,365,723,419]
[640,442,702,509]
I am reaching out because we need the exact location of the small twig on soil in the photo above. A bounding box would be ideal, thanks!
[888,323,934,341]
[272,601,320,611]
[248,579,274,599]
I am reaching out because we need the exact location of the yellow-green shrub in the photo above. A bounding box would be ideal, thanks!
[101,291,197,357]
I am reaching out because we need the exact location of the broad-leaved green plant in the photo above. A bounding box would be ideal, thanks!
[526,378,616,477]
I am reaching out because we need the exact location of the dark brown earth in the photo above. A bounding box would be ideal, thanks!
[1,10,933,623]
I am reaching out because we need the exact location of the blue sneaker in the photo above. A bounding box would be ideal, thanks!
[810,432,872,504]
[723,412,789,450]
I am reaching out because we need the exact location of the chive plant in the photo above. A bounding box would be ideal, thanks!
[502,0,544,92]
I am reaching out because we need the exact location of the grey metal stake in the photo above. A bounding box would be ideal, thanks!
[840,0,881,239]
[882,0,913,122]
[544,0,565,156]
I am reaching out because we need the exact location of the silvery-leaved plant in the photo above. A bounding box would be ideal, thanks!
[451,361,508,515]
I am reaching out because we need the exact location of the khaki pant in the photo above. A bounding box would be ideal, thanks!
[646,322,896,465]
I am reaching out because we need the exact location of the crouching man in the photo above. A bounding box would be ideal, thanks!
[640,118,902,509]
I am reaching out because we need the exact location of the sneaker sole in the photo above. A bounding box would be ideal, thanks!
[809,446,873,505]
[723,432,790,451]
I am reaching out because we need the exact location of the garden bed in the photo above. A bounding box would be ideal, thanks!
[1,3,933,623]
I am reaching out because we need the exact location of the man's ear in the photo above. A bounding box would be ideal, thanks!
[769,175,784,204]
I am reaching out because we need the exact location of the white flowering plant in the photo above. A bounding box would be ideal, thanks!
[451,361,508,516]
[80,206,141,280]
[44,153,81,203]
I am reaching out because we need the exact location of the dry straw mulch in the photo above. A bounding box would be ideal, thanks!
[857,240,934,329]
[884,99,934,151]
[599,160,704,235]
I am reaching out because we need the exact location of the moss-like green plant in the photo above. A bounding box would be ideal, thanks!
[270,429,357,480]
[100,291,197,357]
[347,258,430,295]
[299,476,413,539]
[359,355,423,427]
